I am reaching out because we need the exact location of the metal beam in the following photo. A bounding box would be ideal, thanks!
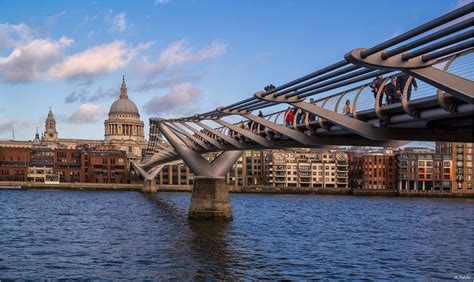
[165,123,202,151]
[181,122,226,150]
[407,67,474,104]
[213,119,276,147]
[171,122,214,151]
[156,121,243,177]
[290,101,451,141]
[157,122,215,176]
[242,113,324,146]
[195,121,245,149]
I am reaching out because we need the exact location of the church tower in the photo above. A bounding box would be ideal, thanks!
[44,107,58,141]
[104,76,147,163]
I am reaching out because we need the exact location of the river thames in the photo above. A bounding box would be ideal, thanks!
[0,190,472,279]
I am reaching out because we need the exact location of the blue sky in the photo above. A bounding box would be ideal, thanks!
[0,0,462,142]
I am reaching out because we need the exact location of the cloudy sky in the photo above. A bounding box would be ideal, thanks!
[0,0,462,141]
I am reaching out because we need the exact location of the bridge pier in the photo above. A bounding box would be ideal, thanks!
[188,177,233,220]
[142,179,158,193]
[156,121,243,220]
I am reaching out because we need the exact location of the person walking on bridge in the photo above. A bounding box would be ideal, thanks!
[384,77,401,105]
[397,72,418,100]
[258,111,265,132]
[370,74,384,106]
[308,98,316,121]
[343,99,352,116]
[284,107,294,127]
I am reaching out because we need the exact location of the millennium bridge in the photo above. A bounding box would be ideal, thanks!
[133,3,474,220]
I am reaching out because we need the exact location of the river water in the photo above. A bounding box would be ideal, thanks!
[0,190,472,279]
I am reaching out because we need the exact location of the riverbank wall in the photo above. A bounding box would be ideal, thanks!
[154,185,352,195]
[0,181,141,191]
[1,181,472,198]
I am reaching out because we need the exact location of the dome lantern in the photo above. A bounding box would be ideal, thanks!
[108,76,140,117]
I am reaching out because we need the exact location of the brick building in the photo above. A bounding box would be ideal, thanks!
[54,148,85,183]
[85,150,129,184]
[0,147,31,181]
[349,149,397,189]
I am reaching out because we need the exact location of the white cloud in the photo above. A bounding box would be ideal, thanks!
[141,40,226,76]
[48,40,152,80]
[65,87,118,104]
[0,21,151,83]
[0,36,73,82]
[0,118,15,134]
[111,12,127,32]
[135,72,204,92]
[0,118,33,136]
[64,103,107,124]
[0,23,37,49]
[0,22,222,86]
[143,83,201,115]
[154,0,171,5]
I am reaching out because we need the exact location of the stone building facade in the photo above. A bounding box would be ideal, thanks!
[103,76,147,163]
[0,76,147,166]
[264,149,349,188]
[44,108,58,141]
[437,142,473,193]
[157,149,349,189]
[397,148,452,192]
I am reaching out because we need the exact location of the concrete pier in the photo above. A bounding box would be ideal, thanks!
[188,177,233,221]
[142,179,157,193]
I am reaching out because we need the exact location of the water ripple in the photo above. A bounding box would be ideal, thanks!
[0,191,472,279]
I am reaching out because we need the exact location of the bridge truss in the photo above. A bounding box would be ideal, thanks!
[140,3,473,172]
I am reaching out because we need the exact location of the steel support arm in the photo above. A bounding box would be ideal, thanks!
[346,48,474,103]
[213,119,275,147]
[165,123,202,150]
[134,163,164,181]
[156,121,242,177]
[195,121,244,149]
[290,101,449,141]
[407,67,474,104]
[182,122,226,150]
[171,122,214,150]
[242,113,322,146]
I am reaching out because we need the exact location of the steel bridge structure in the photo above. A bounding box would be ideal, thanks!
[134,3,474,220]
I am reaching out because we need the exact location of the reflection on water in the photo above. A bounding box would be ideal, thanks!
[0,190,473,279]
[141,193,237,279]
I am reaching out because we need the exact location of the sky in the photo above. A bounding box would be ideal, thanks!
[0,0,464,143]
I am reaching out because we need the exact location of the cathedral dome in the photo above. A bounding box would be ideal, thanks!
[108,76,140,116]
[104,76,145,143]
[109,98,140,116]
